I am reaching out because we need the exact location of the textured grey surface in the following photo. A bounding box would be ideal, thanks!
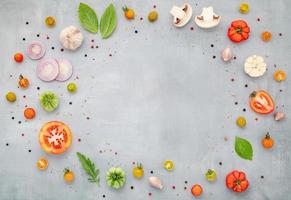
[0,0,291,199]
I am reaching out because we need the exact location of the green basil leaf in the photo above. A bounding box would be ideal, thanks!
[235,136,253,160]
[100,3,117,39]
[78,3,98,33]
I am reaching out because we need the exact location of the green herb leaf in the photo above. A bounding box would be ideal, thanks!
[100,3,117,39]
[76,152,100,185]
[78,3,98,33]
[235,136,253,160]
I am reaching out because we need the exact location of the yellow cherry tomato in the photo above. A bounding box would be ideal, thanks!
[163,160,174,171]
[236,116,246,128]
[45,16,56,27]
[148,11,158,22]
[239,3,249,14]
[6,91,17,102]
[64,168,75,183]
[261,31,272,42]
[274,70,286,82]
[37,158,48,170]
[133,163,144,179]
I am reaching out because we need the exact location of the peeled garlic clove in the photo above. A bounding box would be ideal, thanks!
[274,112,285,121]
[221,47,233,62]
[59,26,84,50]
[149,176,163,190]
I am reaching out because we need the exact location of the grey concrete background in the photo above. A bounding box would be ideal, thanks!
[0,0,290,199]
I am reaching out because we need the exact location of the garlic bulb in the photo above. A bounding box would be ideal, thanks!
[244,55,267,77]
[149,176,163,189]
[59,26,83,50]
[221,47,232,62]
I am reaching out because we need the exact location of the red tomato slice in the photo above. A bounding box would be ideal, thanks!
[249,90,275,114]
[39,121,72,155]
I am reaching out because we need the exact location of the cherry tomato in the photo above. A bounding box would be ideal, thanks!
[24,108,36,119]
[18,74,30,88]
[191,184,203,197]
[14,53,24,63]
[262,133,274,149]
[273,70,286,82]
[37,158,48,170]
[64,168,75,183]
[249,90,274,115]
[39,121,72,155]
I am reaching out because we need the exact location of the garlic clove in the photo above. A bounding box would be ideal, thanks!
[274,112,285,121]
[149,176,163,190]
[221,47,233,62]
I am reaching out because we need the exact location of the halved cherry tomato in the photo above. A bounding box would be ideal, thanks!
[39,121,72,155]
[14,53,24,63]
[249,90,274,115]
[226,170,249,193]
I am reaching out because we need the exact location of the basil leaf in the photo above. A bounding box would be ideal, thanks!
[235,136,253,160]
[78,3,98,33]
[100,3,117,39]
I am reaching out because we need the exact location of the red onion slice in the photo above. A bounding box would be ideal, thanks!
[36,58,59,81]
[26,41,46,60]
[55,59,73,81]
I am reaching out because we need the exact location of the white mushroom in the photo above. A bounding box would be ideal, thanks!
[59,26,83,50]
[149,176,163,189]
[244,55,267,77]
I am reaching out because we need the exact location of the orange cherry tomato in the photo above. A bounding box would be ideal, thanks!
[18,74,30,88]
[14,53,24,63]
[191,184,203,197]
[249,90,275,115]
[273,70,286,82]
[261,31,272,42]
[262,133,274,149]
[37,158,48,170]
[64,168,75,183]
[39,121,72,155]
[122,6,135,20]
[24,108,36,119]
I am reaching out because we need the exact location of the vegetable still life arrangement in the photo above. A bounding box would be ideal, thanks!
[77,152,100,186]
[2,1,289,199]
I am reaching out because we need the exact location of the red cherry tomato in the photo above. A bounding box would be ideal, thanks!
[226,170,249,193]
[14,53,24,63]
[249,90,275,115]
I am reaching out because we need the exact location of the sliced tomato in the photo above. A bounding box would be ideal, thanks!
[249,90,275,114]
[39,121,72,155]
